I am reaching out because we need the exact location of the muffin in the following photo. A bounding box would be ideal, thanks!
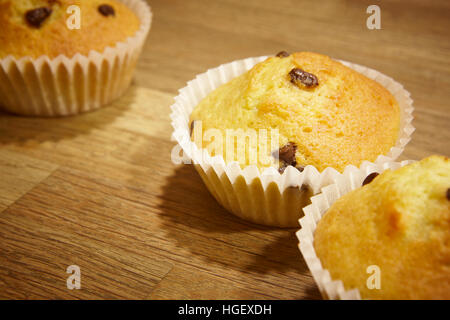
[314,155,450,299]
[189,52,400,173]
[0,0,140,59]
[171,53,413,227]
[0,0,151,116]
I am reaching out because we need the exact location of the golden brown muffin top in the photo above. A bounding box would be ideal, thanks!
[189,52,400,172]
[314,155,450,299]
[0,0,140,59]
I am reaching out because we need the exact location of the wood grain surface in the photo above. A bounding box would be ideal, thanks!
[0,0,449,299]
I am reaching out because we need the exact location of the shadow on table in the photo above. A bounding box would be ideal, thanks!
[0,86,138,146]
[157,164,321,298]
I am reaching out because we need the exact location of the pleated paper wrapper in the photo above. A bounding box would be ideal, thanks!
[0,0,152,117]
[296,159,413,299]
[170,55,415,227]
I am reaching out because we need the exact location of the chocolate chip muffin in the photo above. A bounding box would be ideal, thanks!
[314,155,450,299]
[0,0,140,58]
[0,0,151,116]
[189,52,400,173]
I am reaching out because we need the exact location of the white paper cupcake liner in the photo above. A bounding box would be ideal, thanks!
[170,55,415,227]
[295,159,413,299]
[0,0,152,117]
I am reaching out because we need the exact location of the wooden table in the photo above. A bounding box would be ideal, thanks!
[0,0,449,299]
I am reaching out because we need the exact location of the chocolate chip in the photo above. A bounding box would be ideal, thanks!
[278,142,297,165]
[447,188,450,200]
[362,172,379,186]
[98,4,115,17]
[276,142,299,173]
[289,68,319,88]
[276,51,289,58]
[25,7,52,28]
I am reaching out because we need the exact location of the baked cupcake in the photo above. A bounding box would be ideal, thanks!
[0,0,152,116]
[189,52,400,172]
[171,53,414,227]
[313,155,450,299]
